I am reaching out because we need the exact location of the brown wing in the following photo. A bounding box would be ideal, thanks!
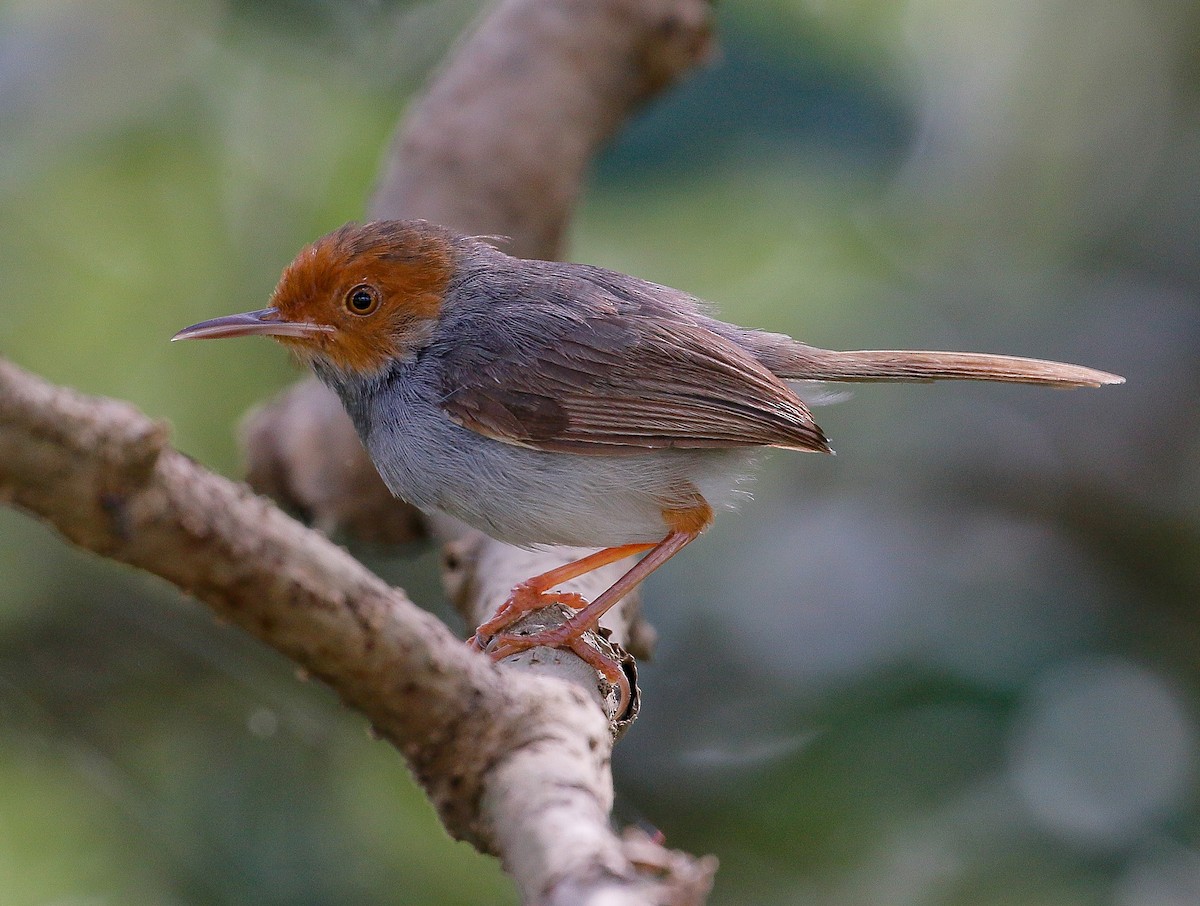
[439,312,830,455]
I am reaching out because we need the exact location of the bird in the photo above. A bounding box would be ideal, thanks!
[174,219,1124,712]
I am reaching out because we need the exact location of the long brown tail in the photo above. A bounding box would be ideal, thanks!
[772,343,1123,388]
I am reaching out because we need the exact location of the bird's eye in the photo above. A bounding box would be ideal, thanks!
[345,284,379,315]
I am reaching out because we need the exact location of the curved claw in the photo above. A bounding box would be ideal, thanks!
[485,623,631,718]
[467,569,638,717]
[474,586,589,641]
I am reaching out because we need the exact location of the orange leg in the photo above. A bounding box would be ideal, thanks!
[468,542,655,648]
[485,530,700,714]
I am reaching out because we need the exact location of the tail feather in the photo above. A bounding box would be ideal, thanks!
[772,344,1124,389]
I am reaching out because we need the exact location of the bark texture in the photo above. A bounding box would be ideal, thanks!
[0,357,715,903]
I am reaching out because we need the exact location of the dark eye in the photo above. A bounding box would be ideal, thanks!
[345,284,379,315]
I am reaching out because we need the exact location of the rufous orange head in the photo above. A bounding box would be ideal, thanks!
[173,220,455,373]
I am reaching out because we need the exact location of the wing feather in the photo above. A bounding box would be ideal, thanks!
[438,295,830,455]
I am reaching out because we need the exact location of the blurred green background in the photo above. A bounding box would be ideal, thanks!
[1,1,1196,903]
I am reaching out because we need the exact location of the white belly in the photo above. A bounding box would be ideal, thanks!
[365,392,754,548]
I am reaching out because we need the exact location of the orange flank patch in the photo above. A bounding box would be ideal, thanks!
[269,221,454,374]
[661,488,714,536]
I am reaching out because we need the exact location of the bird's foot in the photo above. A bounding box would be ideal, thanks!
[485,615,631,718]
[466,582,588,651]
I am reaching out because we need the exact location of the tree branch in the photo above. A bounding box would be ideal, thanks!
[0,357,715,903]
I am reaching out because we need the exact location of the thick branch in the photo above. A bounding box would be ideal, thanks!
[0,357,715,903]
[372,0,716,260]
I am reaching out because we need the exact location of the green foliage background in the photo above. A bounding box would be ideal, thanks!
[2,1,1197,903]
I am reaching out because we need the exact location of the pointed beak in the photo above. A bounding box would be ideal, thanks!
[171,307,333,342]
